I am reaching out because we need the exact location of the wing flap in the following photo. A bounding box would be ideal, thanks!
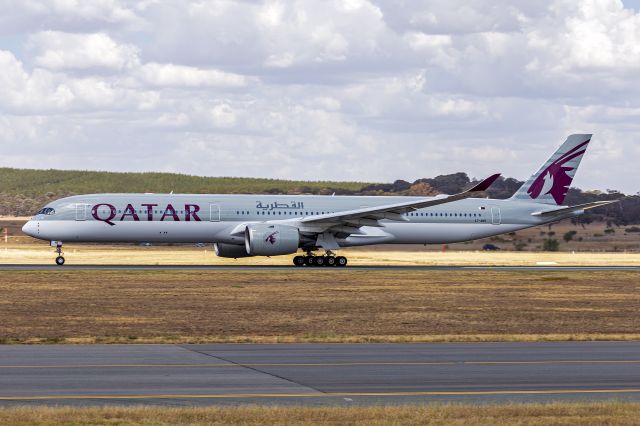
[300,173,501,225]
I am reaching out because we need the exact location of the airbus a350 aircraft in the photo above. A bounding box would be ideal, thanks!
[22,134,617,266]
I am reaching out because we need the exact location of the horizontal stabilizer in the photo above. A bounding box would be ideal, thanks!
[531,200,620,217]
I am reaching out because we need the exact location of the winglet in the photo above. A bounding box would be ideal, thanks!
[466,173,501,192]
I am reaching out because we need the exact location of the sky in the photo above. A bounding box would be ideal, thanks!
[1,0,639,193]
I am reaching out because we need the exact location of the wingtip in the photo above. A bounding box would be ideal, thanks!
[468,173,501,192]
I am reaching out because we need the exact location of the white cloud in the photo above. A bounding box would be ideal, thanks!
[0,0,145,34]
[136,63,248,88]
[1,0,640,193]
[209,103,238,128]
[0,50,158,113]
[29,31,139,71]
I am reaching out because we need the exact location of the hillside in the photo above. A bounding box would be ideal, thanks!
[0,167,636,223]
[0,167,369,217]
[0,167,368,196]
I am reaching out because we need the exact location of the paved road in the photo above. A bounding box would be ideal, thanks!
[1,342,640,406]
[0,264,638,271]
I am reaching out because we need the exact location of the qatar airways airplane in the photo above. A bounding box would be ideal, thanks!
[22,134,616,266]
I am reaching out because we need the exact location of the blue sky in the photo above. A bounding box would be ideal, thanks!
[0,0,639,193]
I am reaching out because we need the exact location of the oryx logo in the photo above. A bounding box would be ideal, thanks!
[527,140,589,205]
[265,231,279,245]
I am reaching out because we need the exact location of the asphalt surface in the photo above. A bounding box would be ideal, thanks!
[2,342,640,406]
[0,264,638,271]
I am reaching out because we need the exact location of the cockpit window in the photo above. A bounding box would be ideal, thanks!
[36,207,55,215]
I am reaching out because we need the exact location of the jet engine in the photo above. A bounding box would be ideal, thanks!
[213,243,253,258]
[245,224,300,256]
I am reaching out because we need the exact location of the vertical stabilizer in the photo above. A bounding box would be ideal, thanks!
[510,134,592,205]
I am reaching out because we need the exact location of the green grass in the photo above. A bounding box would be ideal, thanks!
[0,167,374,215]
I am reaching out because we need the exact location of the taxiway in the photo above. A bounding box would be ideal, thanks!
[1,342,640,406]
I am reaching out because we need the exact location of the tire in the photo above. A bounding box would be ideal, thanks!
[326,256,336,266]
[305,256,315,266]
[315,256,325,266]
[293,256,305,267]
[55,256,65,266]
[336,256,347,267]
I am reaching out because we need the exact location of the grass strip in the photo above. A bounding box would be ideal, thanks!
[1,270,639,344]
[1,402,640,425]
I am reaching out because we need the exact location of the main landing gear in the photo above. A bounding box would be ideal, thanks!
[53,241,65,266]
[293,251,348,267]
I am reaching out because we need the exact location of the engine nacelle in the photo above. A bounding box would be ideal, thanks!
[245,224,300,256]
[214,243,253,258]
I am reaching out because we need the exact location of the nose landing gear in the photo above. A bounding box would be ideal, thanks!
[292,250,348,267]
[53,241,65,266]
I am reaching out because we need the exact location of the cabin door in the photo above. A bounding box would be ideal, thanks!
[75,204,87,221]
[491,207,501,225]
[209,204,220,222]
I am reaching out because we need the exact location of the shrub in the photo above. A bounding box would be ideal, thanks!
[563,230,577,242]
[513,241,528,251]
[543,238,560,251]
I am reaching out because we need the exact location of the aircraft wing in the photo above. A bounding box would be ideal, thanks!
[299,173,501,228]
[531,200,620,217]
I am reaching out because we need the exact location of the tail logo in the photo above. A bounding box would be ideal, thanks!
[527,140,589,204]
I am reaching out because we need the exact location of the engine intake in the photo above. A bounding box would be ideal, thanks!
[213,243,253,258]
[245,224,299,256]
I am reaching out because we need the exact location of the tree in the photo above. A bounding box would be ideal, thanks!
[563,230,577,243]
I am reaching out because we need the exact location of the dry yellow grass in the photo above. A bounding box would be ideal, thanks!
[1,270,639,343]
[1,402,640,425]
[1,242,639,266]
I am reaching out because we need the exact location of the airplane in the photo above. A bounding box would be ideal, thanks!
[22,134,618,266]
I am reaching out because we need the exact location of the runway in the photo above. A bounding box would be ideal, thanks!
[2,342,640,406]
[0,264,638,271]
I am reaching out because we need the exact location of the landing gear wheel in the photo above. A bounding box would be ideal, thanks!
[315,256,325,266]
[293,256,305,267]
[326,256,336,267]
[53,241,65,266]
[336,256,348,267]
[305,256,315,266]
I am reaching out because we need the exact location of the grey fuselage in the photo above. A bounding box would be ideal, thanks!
[22,193,570,248]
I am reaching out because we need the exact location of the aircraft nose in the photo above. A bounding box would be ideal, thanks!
[22,221,37,237]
